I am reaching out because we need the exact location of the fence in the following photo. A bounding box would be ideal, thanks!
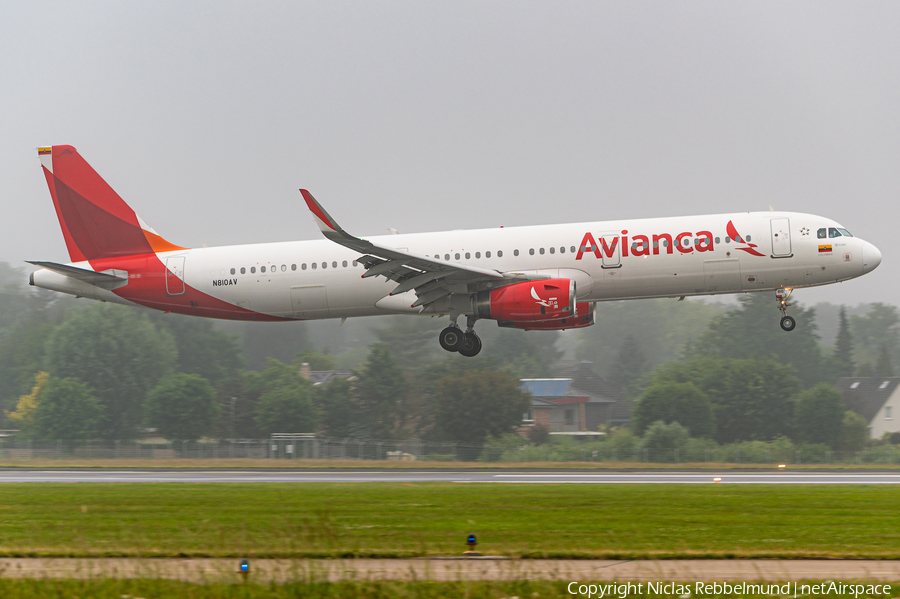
[0,437,899,465]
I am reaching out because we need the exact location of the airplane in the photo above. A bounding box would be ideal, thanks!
[30,145,882,357]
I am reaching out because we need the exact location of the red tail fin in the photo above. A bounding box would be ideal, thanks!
[38,145,185,262]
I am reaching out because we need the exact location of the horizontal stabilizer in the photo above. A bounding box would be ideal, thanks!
[27,261,128,288]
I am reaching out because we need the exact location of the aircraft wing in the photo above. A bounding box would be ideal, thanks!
[301,190,540,307]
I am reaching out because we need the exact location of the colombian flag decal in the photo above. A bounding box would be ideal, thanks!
[819,244,832,253]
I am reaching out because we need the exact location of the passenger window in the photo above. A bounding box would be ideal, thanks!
[311,263,316,270]
[465,252,470,259]
[486,251,491,258]
[251,267,256,273]
[559,247,565,254]
[230,268,236,275]
[725,237,730,243]
[549,247,555,254]
[817,228,827,239]
[240,267,246,274]
[829,228,841,238]
[444,254,450,261]
[261,266,266,273]
[714,237,720,244]
[497,250,503,257]
[332,261,337,268]
[302,263,307,270]
[475,252,481,259]
[539,248,545,255]
[455,253,460,260]
[342,260,348,267]
[353,260,358,267]
[322,262,327,269]
[529,248,535,255]
[746,235,752,242]
[291,264,297,271]
[514,249,520,256]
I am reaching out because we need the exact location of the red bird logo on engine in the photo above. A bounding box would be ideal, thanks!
[531,287,558,309]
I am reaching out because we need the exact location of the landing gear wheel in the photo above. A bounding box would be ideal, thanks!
[458,332,482,357]
[439,326,466,352]
[780,315,796,332]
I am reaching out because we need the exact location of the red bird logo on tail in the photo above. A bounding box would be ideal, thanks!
[726,221,765,257]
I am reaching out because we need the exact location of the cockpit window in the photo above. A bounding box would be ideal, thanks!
[829,227,841,238]
[817,228,826,239]
[837,228,853,237]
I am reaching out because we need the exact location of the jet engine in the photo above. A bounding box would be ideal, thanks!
[497,302,596,330]
[473,279,576,322]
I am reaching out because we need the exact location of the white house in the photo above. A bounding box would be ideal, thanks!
[837,377,900,439]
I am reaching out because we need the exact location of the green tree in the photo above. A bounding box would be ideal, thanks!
[297,351,337,372]
[146,374,218,441]
[254,359,318,434]
[576,298,723,372]
[354,345,406,439]
[149,313,242,381]
[650,357,800,443]
[641,420,689,460]
[793,384,845,448]
[44,304,177,439]
[432,369,530,445]
[479,329,564,379]
[833,306,855,378]
[686,294,828,388]
[874,344,895,377]
[850,304,900,377]
[607,334,648,397]
[632,381,715,438]
[211,370,265,439]
[315,377,354,438]
[839,411,869,453]
[31,377,102,441]
[6,371,49,434]
[372,316,445,369]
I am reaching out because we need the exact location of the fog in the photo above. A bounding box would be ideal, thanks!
[2,2,898,306]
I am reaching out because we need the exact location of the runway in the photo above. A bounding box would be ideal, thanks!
[2,468,900,483]
[1,558,899,582]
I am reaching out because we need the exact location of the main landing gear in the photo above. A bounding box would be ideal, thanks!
[439,315,482,357]
[776,288,796,332]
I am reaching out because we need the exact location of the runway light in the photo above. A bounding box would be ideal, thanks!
[239,559,250,580]
[463,533,482,556]
[713,477,721,483]
[778,464,786,469]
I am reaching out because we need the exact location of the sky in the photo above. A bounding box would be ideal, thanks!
[2,1,898,306]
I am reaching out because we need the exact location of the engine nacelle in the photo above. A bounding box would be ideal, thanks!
[474,279,576,322]
[498,302,596,331]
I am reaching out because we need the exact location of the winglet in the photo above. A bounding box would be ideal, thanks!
[300,189,342,234]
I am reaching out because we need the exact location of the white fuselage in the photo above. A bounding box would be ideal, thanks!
[33,210,878,321]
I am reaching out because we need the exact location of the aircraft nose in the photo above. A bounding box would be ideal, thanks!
[863,241,882,273]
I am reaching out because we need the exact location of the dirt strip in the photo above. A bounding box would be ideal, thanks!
[1,559,900,583]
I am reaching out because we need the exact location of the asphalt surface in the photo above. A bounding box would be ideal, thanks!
[2,558,900,582]
[2,468,900,483]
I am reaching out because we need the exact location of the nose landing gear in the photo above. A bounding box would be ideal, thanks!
[776,288,796,332]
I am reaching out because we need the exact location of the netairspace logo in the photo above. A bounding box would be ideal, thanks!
[566,581,892,598]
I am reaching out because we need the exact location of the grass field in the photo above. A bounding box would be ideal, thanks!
[0,581,896,599]
[1,458,899,469]
[0,483,899,559]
